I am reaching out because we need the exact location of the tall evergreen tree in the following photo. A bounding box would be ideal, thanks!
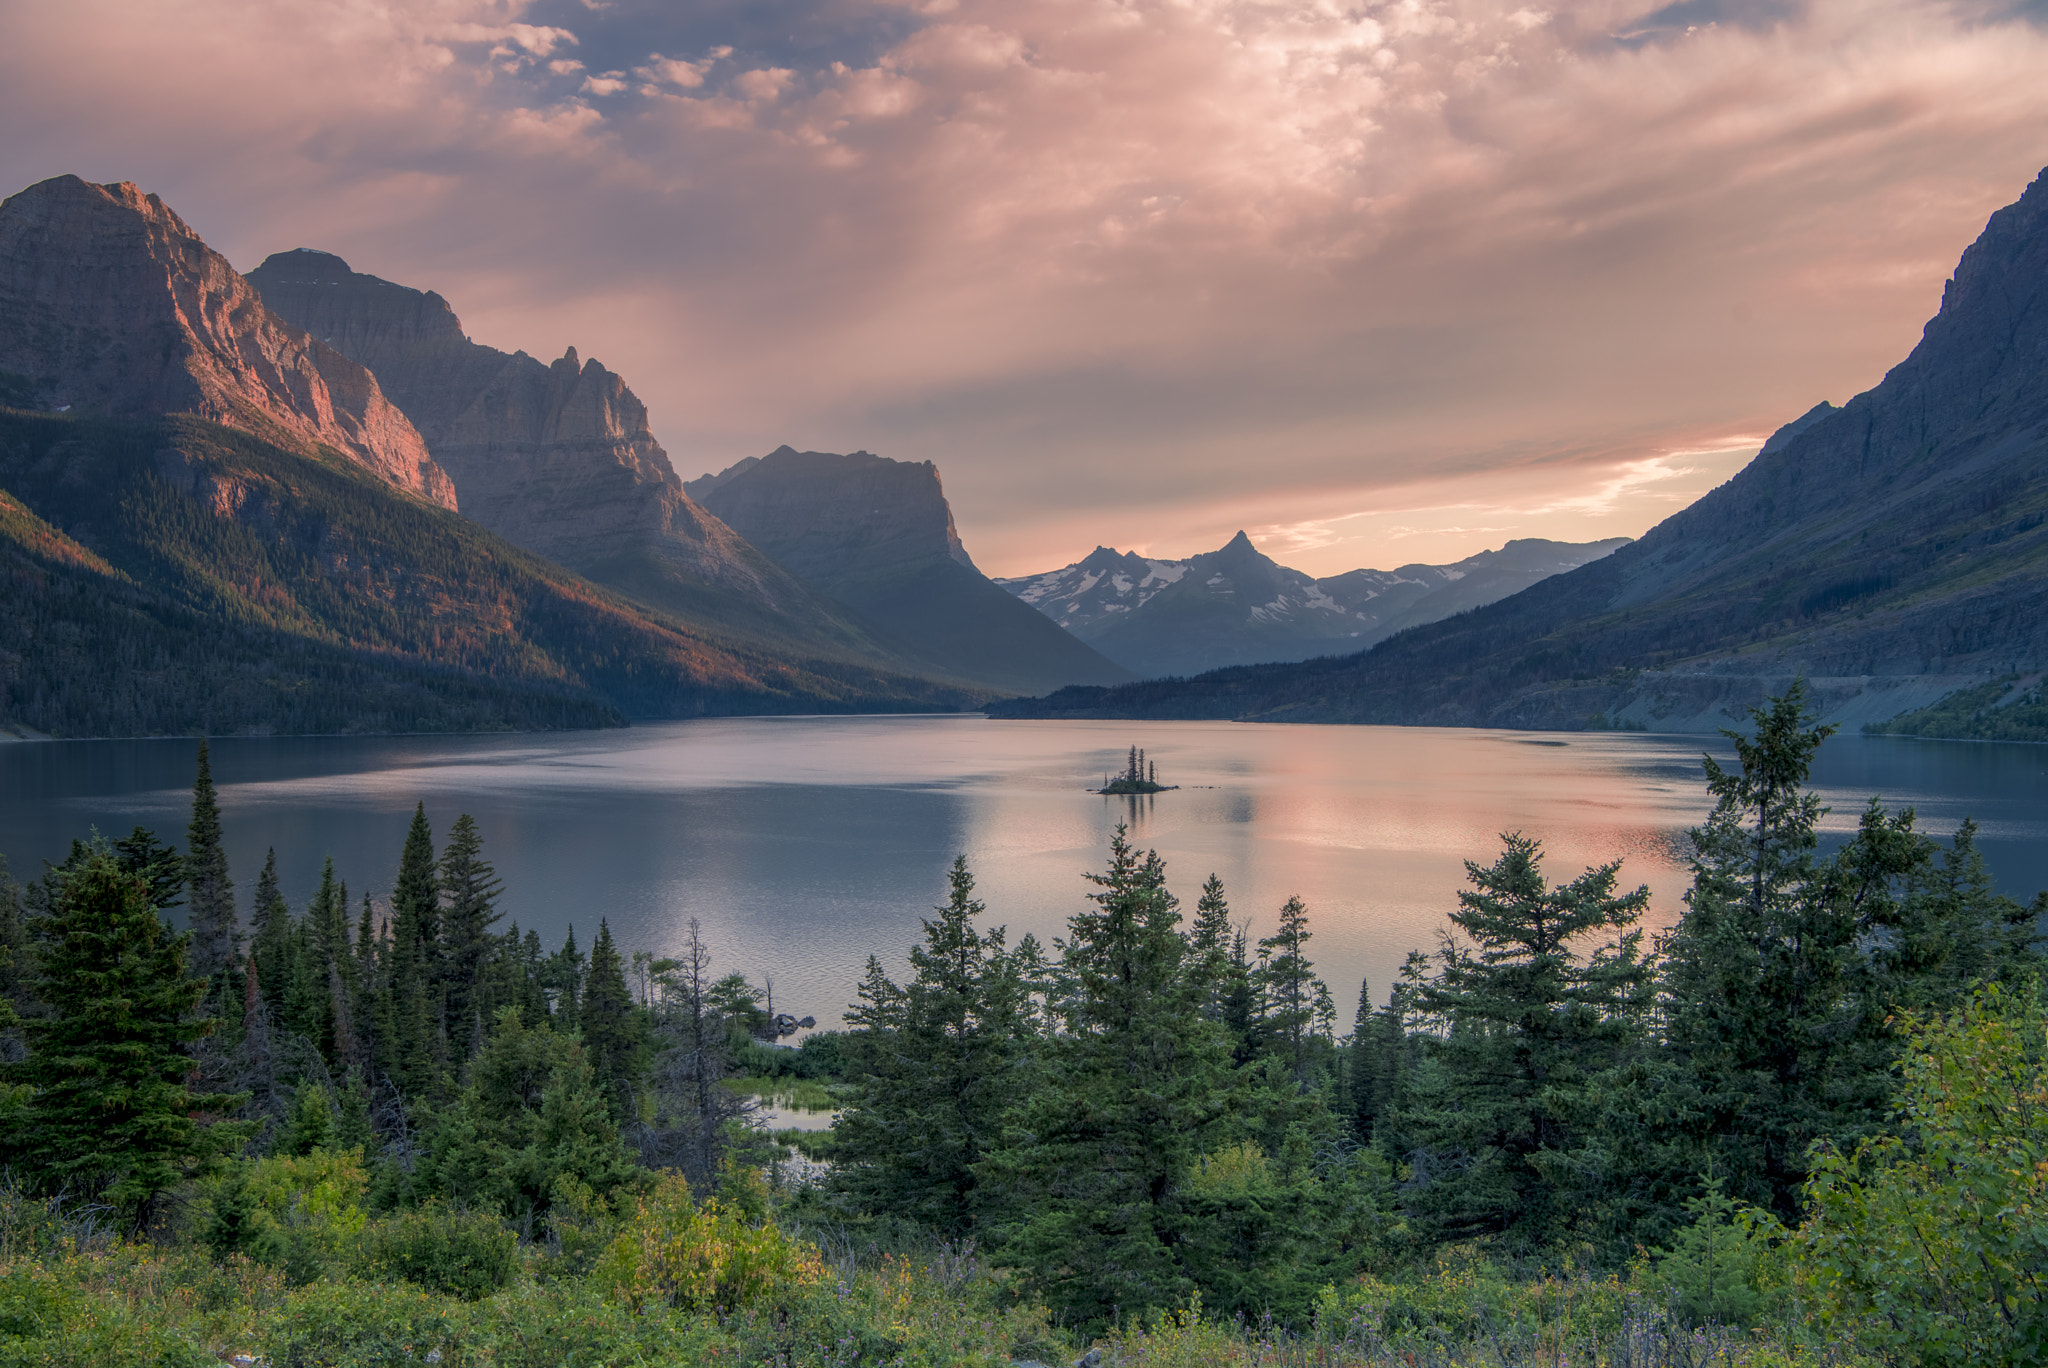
[1185,873,1234,1016]
[981,829,1238,1323]
[250,849,292,1022]
[185,740,235,985]
[388,805,444,1101]
[837,856,1042,1234]
[1648,684,1961,1221]
[1255,896,1320,1080]
[1399,833,1650,1247]
[437,813,504,1051]
[579,919,640,1122]
[0,847,249,1229]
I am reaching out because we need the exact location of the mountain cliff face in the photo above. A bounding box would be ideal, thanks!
[0,178,452,507]
[246,250,896,662]
[990,167,2048,731]
[687,448,1133,693]
[0,409,985,737]
[999,532,1627,676]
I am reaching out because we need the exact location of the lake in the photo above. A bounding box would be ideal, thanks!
[2,718,2043,1027]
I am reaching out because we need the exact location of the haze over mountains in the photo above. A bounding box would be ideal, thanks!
[999,533,1628,678]
[991,168,2048,736]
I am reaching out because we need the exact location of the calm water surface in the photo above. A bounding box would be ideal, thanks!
[2,718,2043,1026]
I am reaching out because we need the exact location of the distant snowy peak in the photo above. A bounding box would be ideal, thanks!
[999,532,1632,678]
[996,545,1189,630]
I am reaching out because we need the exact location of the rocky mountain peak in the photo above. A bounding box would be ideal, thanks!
[0,177,453,507]
[688,448,977,578]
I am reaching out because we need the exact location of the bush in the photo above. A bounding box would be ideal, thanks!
[591,1172,823,1315]
[354,1205,519,1301]
[1794,980,2048,1367]
[199,1152,369,1286]
[260,1281,463,1368]
[1645,1182,1790,1328]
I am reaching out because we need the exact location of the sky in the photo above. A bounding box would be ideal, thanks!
[2,0,2046,578]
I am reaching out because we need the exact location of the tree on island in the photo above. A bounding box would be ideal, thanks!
[1099,743,1172,794]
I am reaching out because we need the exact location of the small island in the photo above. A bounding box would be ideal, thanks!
[1098,745,1178,794]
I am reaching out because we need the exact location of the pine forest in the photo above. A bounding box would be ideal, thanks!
[0,686,2044,1367]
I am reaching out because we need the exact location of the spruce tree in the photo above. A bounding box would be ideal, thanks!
[579,919,640,1122]
[981,828,1237,1323]
[1650,684,1947,1221]
[388,805,444,1101]
[250,849,292,1022]
[1,847,248,1229]
[1255,896,1320,1081]
[185,740,236,986]
[1185,873,1233,1016]
[1400,833,1650,1246]
[437,813,504,1050]
[837,856,1042,1233]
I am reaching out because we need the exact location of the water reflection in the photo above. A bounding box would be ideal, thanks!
[1,719,2042,1027]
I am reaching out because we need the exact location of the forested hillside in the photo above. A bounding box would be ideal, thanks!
[0,408,984,736]
[0,691,2041,1364]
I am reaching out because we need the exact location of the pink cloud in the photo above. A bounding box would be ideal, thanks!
[2,0,2045,576]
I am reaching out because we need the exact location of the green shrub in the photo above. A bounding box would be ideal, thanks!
[259,1281,462,1368]
[1794,980,2048,1367]
[353,1206,519,1301]
[0,1264,71,1338]
[1646,1182,1790,1328]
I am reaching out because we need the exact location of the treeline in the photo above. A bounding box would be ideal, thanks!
[826,682,2046,1329]
[0,739,798,1238]
[0,685,2043,1361]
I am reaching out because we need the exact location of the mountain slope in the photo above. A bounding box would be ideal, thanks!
[998,533,1627,676]
[990,167,2048,731]
[0,409,985,737]
[244,250,910,666]
[687,448,1134,694]
[0,178,452,507]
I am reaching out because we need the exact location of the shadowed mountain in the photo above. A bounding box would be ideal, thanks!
[687,448,1134,694]
[0,177,453,506]
[245,249,911,666]
[990,167,2048,733]
[0,409,985,737]
[999,532,1627,677]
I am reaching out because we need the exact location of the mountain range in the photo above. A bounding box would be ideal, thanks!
[989,167,2048,736]
[997,532,1628,678]
[0,175,994,736]
[242,248,916,670]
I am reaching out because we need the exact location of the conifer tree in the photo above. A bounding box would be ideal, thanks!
[185,740,236,985]
[1,847,248,1229]
[837,856,1042,1233]
[547,926,584,1031]
[1400,833,1650,1246]
[437,813,504,1050]
[388,805,445,1101]
[580,919,640,1122]
[250,849,292,1022]
[1185,873,1234,1015]
[1255,896,1320,1081]
[1650,684,1944,1220]
[982,828,1237,1323]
